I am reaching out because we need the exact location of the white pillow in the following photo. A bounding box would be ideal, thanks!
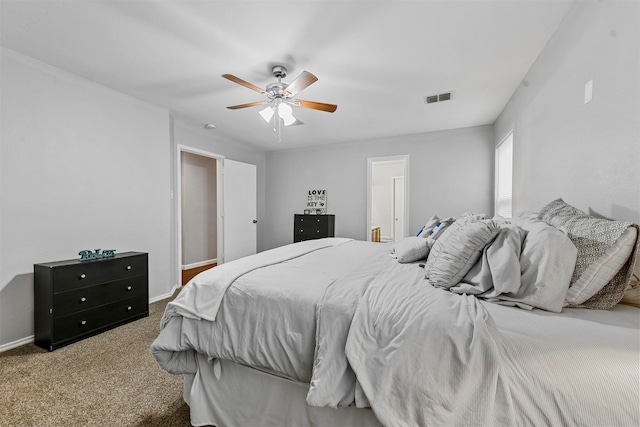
[417,215,440,237]
[424,217,456,242]
[425,216,499,289]
[390,237,430,263]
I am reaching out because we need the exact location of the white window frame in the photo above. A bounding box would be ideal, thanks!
[495,131,513,218]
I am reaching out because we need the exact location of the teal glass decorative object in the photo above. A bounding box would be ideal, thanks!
[79,249,116,261]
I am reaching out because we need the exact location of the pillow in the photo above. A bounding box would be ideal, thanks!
[425,216,499,289]
[620,280,640,308]
[538,198,638,309]
[423,217,456,241]
[390,237,430,263]
[565,226,637,306]
[510,216,578,312]
[416,215,440,237]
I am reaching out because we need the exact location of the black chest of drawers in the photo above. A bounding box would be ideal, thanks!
[34,252,149,351]
[294,214,335,242]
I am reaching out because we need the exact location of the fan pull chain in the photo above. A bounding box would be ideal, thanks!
[277,107,282,142]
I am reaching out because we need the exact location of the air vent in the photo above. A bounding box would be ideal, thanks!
[424,91,453,104]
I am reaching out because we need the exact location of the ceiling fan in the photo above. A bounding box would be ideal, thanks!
[223,65,337,129]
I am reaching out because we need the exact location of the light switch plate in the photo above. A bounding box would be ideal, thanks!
[584,79,593,104]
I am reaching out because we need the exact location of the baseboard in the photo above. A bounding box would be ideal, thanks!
[149,284,181,303]
[1,286,181,353]
[182,259,217,270]
[0,335,34,353]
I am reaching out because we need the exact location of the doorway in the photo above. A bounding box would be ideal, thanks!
[367,156,409,242]
[177,145,224,285]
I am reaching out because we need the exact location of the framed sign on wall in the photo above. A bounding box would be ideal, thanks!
[305,189,327,214]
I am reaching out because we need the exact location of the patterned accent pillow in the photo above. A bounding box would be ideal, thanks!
[425,216,499,289]
[538,198,639,309]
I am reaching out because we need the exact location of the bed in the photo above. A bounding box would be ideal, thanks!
[151,199,640,427]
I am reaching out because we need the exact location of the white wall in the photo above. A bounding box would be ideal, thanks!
[264,125,494,250]
[0,49,172,348]
[495,0,640,222]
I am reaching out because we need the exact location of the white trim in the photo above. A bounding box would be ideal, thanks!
[0,335,34,353]
[391,175,405,241]
[176,145,225,285]
[0,291,181,353]
[366,155,410,241]
[149,284,181,304]
[181,259,217,270]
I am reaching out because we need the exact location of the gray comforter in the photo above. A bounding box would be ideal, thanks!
[151,237,640,427]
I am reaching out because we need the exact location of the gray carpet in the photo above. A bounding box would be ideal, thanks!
[0,292,193,426]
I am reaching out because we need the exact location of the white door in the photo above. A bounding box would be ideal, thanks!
[392,176,405,242]
[223,159,257,263]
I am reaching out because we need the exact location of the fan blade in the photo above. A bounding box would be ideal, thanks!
[283,71,318,97]
[226,101,267,110]
[294,100,337,113]
[222,74,265,94]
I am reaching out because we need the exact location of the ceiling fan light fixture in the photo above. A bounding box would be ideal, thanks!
[278,102,297,126]
[259,106,274,123]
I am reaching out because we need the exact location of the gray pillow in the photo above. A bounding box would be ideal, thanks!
[511,216,578,312]
[390,237,430,263]
[425,216,499,289]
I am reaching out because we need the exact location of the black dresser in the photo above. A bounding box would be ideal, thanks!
[34,252,149,351]
[294,214,335,242]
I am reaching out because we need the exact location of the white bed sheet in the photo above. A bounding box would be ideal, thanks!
[184,355,381,427]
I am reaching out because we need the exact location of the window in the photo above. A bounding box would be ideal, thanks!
[495,132,513,218]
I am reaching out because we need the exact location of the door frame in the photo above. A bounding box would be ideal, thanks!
[366,155,410,241]
[391,175,405,241]
[176,144,224,283]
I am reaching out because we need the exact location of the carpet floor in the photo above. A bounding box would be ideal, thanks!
[0,292,195,426]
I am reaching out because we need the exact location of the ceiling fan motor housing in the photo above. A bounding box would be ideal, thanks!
[266,82,287,97]
[272,65,287,78]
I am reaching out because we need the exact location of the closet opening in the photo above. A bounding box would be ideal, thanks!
[177,146,224,286]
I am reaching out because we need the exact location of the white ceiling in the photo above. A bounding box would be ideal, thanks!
[0,0,574,151]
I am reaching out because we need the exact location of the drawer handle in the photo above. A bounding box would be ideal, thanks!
[127,306,132,311]
[80,274,86,279]
[316,230,320,233]
[126,286,132,291]
[317,219,321,222]
[80,320,87,326]
[126,265,132,271]
[80,297,87,303]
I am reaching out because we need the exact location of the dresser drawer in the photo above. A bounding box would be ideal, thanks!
[293,214,335,242]
[296,227,330,238]
[53,296,148,343]
[52,254,147,292]
[297,215,330,224]
[53,276,147,318]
